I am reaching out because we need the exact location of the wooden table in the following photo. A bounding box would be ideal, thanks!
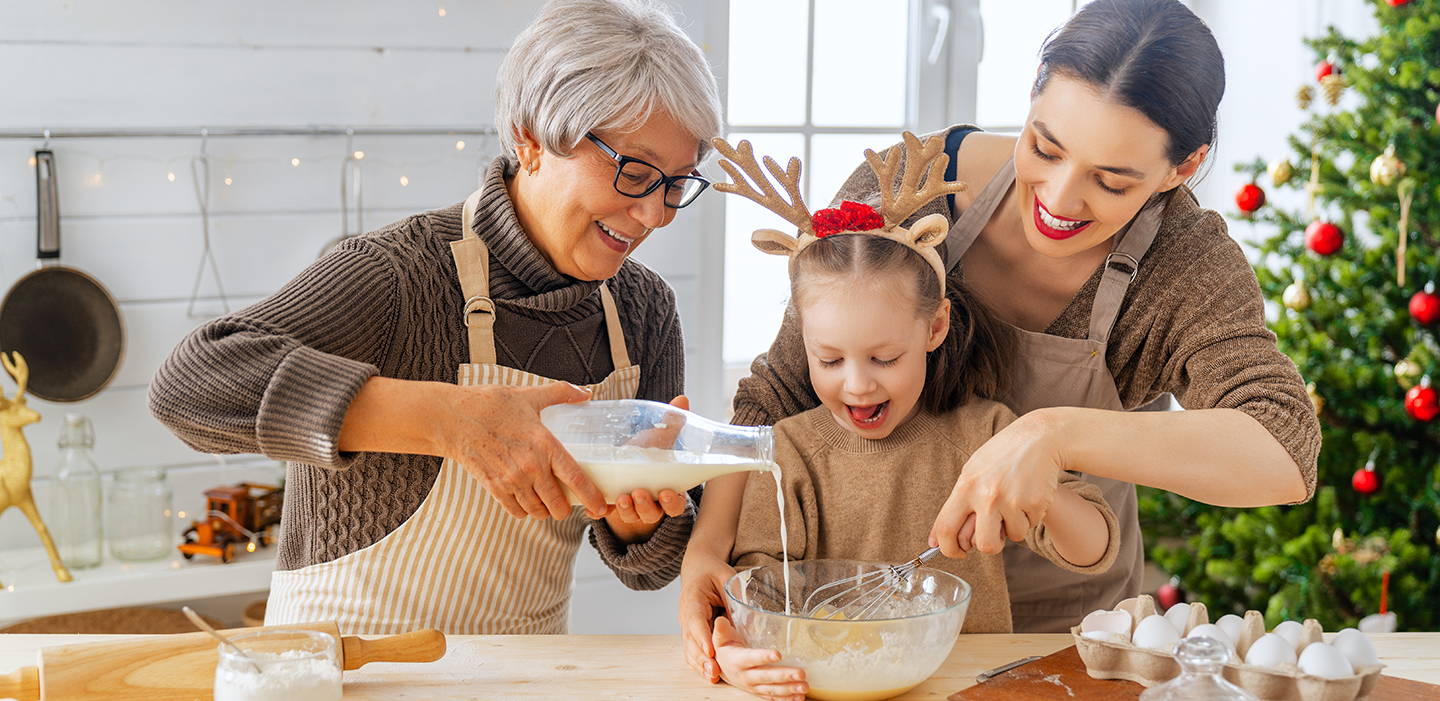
[0,632,1435,699]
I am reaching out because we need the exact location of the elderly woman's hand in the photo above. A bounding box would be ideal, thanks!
[929,409,1065,556]
[444,380,610,520]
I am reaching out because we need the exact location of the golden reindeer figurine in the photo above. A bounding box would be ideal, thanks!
[0,352,72,584]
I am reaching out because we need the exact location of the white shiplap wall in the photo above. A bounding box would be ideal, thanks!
[0,0,726,633]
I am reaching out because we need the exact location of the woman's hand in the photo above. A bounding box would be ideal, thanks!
[930,409,1065,556]
[713,616,808,701]
[339,376,608,520]
[680,547,736,682]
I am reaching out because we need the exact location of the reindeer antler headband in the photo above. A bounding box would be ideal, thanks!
[712,132,967,294]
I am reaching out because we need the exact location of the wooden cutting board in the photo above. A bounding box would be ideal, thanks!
[948,646,1440,701]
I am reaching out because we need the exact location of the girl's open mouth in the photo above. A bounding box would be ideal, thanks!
[846,401,889,428]
[1033,197,1093,240]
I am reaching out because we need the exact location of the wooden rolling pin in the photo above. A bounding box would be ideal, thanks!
[0,621,444,701]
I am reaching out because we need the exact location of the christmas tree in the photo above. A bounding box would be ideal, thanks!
[1140,0,1440,632]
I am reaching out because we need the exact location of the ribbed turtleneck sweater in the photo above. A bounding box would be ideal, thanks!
[731,402,1121,634]
[150,157,693,589]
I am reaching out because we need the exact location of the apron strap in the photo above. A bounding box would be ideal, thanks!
[944,157,1016,273]
[1088,202,1164,344]
[598,283,632,370]
[451,189,497,365]
[450,188,635,370]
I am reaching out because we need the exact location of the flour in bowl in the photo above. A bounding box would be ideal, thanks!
[213,649,342,701]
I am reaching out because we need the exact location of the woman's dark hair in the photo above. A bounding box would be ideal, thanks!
[1035,0,1224,186]
[791,235,1012,413]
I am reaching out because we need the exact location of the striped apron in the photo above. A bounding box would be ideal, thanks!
[943,157,1159,633]
[266,188,640,635]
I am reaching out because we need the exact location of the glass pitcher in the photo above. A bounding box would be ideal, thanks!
[540,399,775,504]
[1140,636,1260,701]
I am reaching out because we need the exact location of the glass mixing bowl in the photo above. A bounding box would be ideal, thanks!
[725,560,971,701]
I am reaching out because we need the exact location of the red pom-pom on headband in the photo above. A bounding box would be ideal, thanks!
[811,201,884,237]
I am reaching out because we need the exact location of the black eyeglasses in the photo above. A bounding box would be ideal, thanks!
[584,132,710,209]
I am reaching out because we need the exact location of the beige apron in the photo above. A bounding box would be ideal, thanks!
[266,189,640,635]
[944,158,1158,633]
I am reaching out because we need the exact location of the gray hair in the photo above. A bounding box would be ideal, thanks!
[495,0,723,168]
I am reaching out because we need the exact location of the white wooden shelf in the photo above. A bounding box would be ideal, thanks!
[0,544,275,622]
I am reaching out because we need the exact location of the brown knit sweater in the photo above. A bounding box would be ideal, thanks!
[733,127,1321,499]
[149,157,696,589]
[732,403,1121,633]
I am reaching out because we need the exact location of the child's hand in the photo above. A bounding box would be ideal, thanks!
[713,616,808,701]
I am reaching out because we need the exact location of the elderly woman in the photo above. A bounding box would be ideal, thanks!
[149,0,721,635]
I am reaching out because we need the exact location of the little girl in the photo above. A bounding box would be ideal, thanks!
[687,135,1121,701]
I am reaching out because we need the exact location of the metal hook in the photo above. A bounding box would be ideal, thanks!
[186,143,230,318]
[41,129,50,150]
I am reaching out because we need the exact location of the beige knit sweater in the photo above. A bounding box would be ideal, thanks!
[150,157,695,589]
[732,403,1121,633]
[733,126,1321,499]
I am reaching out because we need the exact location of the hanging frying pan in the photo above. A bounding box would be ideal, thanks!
[0,150,125,402]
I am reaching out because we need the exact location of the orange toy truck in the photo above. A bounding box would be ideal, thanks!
[177,483,283,563]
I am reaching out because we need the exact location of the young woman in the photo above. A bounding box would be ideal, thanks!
[682,0,1318,678]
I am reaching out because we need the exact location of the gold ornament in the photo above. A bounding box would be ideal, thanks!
[1332,527,1345,551]
[1307,382,1324,416]
[1395,359,1423,389]
[1321,74,1345,107]
[1370,146,1405,186]
[1268,158,1294,186]
[1435,524,1439,548]
[1283,278,1310,310]
[0,352,72,585]
[1297,85,1315,110]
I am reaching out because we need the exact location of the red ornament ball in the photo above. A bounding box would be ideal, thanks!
[1235,183,1266,213]
[1352,468,1380,495]
[1410,290,1440,325]
[1386,0,1412,6]
[1316,61,1337,82]
[1305,221,1344,256]
[1405,384,1440,421]
[1157,579,1183,611]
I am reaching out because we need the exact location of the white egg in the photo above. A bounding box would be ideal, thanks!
[1185,623,1236,656]
[1163,602,1192,634]
[1272,620,1305,652]
[1331,628,1379,667]
[1215,614,1245,643]
[1133,614,1181,652]
[1081,609,1133,637]
[1082,630,1130,644]
[1245,633,1298,668]
[1298,642,1355,679]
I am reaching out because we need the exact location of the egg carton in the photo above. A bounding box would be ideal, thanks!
[1070,595,1384,701]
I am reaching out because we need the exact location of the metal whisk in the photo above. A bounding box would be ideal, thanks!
[801,547,942,621]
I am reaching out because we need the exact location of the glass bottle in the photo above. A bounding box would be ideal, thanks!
[1140,636,1260,701]
[540,399,775,505]
[51,413,103,569]
[106,466,173,561]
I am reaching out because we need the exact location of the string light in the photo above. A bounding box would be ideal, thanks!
[27,156,36,167]
[291,158,300,166]
[455,140,465,151]
[353,150,365,160]
[167,172,176,182]
[224,177,232,185]
[438,2,446,16]
[177,511,186,519]
[399,175,409,186]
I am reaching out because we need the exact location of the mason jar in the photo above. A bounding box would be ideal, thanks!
[106,466,173,561]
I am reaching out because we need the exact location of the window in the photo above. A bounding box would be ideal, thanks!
[723,0,911,381]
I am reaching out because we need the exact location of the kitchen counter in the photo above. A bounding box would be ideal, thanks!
[0,632,1436,699]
